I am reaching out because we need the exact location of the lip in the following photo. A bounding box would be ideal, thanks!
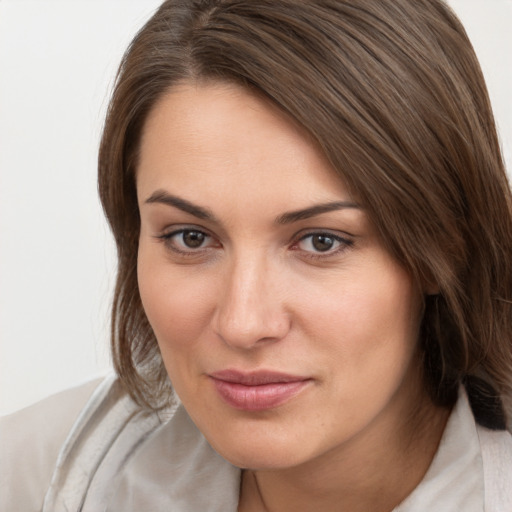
[209,369,312,411]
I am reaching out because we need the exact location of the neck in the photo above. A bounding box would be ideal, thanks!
[238,380,451,512]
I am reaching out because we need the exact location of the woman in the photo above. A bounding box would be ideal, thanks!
[2,0,512,510]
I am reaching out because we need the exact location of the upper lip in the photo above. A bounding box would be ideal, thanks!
[209,369,310,386]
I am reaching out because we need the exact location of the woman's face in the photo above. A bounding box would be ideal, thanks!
[137,82,425,470]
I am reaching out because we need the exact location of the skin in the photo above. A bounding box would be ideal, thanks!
[136,82,450,512]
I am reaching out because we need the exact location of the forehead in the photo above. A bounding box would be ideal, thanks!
[136,82,352,209]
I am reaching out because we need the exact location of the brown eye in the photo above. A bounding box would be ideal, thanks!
[311,234,335,252]
[298,233,339,253]
[295,231,353,257]
[182,230,206,248]
[158,227,217,254]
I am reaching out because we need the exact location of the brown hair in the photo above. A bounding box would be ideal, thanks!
[98,0,512,427]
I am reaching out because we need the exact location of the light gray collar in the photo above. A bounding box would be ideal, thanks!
[394,389,484,511]
[105,404,241,512]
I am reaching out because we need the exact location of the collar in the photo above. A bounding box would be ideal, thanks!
[394,388,484,511]
[105,404,241,512]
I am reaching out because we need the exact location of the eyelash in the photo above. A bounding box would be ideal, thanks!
[155,227,354,260]
[292,231,354,260]
[155,227,218,257]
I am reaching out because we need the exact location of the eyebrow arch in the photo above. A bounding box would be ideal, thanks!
[145,190,360,225]
[276,201,361,224]
[145,190,217,222]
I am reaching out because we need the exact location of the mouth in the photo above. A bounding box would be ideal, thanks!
[208,369,312,411]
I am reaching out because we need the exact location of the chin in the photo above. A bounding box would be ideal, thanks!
[218,445,305,471]
[203,425,314,470]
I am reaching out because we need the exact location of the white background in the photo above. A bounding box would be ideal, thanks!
[1,0,511,415]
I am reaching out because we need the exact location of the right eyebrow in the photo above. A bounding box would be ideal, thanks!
[144,190,218,222]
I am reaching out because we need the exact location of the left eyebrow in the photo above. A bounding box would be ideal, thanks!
[276,201,361,224]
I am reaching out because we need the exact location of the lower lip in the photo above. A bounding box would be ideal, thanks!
[210,378,310,411]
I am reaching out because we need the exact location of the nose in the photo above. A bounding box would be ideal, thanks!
[212,256,291,350]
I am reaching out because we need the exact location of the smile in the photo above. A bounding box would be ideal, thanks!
[209,370,312,411]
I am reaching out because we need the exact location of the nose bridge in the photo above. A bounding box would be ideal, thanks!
[214,249,289,348]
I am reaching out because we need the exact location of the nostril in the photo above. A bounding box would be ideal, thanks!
[213,302,291,349]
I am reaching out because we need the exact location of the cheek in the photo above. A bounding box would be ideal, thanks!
[137,250,214,355]
[305,263,421,384]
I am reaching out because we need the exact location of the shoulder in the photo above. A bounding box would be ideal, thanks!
[0,377,105,512]
[27,378,240,512]
[477,425,512,511]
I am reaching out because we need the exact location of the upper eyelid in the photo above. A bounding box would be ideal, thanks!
[294,232,353,247]
[158,224,212,237]
[156,226,354,240]
[158,221,233,244]
[294,228,355,241]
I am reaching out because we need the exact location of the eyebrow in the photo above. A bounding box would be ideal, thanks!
[145,190,217,221]
[275,201,361,224]
[145,190,360,224]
